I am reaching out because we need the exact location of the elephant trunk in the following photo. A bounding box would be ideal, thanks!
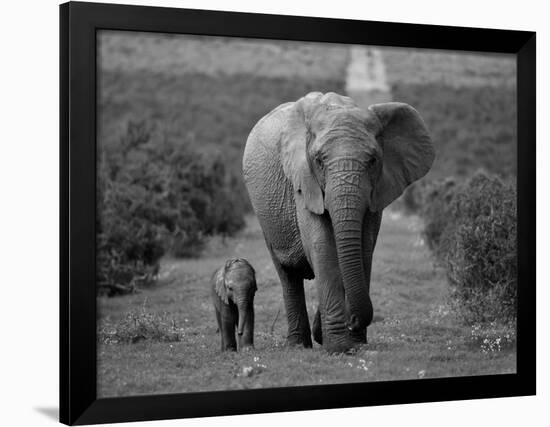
[237,305,248,335]
[326,159,373,333]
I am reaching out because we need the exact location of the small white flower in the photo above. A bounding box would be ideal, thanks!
[242,366,254,377]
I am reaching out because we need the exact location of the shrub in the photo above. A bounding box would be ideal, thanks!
[98,304,182,344]
[399,177,453,216]
[97,121,246,295]
[424,172,517,324]
[97,179,165,296]
[419,177,459,252]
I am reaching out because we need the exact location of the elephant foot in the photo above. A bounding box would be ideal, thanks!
[323,339,362,355]
[287,333,313,349]
[323,331,366,354]
[240,345,254,352]
[349,327,367,344]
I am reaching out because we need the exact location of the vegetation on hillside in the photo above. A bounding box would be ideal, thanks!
[97,121,246,296]
[98,71,345,295]
[390,80,517,326]
[97,34,348,296]
[392,83,516,180]
[99,32,349,81]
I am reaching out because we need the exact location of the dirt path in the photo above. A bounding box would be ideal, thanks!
[97,213,516,397]
[346,45,391,107]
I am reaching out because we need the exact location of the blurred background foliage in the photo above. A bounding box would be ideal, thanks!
[97,121,246,295]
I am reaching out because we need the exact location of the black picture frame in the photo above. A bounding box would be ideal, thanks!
[60,1,536,425]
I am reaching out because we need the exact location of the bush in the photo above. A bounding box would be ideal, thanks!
[97,121,246,295]
[98,305,182,344]
[419,177,459,252]
[422,172,517,324]
[443,173,517,324]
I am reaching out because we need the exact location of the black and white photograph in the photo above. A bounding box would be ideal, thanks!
[96,30,518,397]
[3,0,547,425]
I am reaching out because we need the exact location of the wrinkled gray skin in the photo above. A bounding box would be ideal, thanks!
[243,92,434,353]
[211,258,257,351]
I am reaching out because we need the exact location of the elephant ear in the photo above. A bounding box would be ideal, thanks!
[369,102,434,211]
[281,96,324,215]
[247,261,258,292]
[214,265,229,304]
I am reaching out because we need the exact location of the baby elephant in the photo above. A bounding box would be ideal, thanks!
[211,258,257,351]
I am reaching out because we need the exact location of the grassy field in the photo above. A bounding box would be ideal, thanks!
[97,212,515,397]
[99,32,349,80]
[381,48,516,88]
[98,31,348,153]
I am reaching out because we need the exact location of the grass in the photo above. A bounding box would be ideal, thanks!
[381,48,516,88]
[99,31,349,80]
[98,30,348,165]
[99,71,345,152]
[97,213,516,397]
[98,304,182,344]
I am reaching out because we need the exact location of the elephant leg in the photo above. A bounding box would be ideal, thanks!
[215,307,222,342]
[302,213,359,353]
[220,304,238,351]
[313,248,352,353]
[312,307,322,345]
[238,306,255,350]
[271,255,312,348]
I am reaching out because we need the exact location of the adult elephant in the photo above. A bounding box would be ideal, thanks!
[243,92,434,353]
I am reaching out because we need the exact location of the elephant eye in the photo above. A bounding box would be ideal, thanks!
[315,157,323,169]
